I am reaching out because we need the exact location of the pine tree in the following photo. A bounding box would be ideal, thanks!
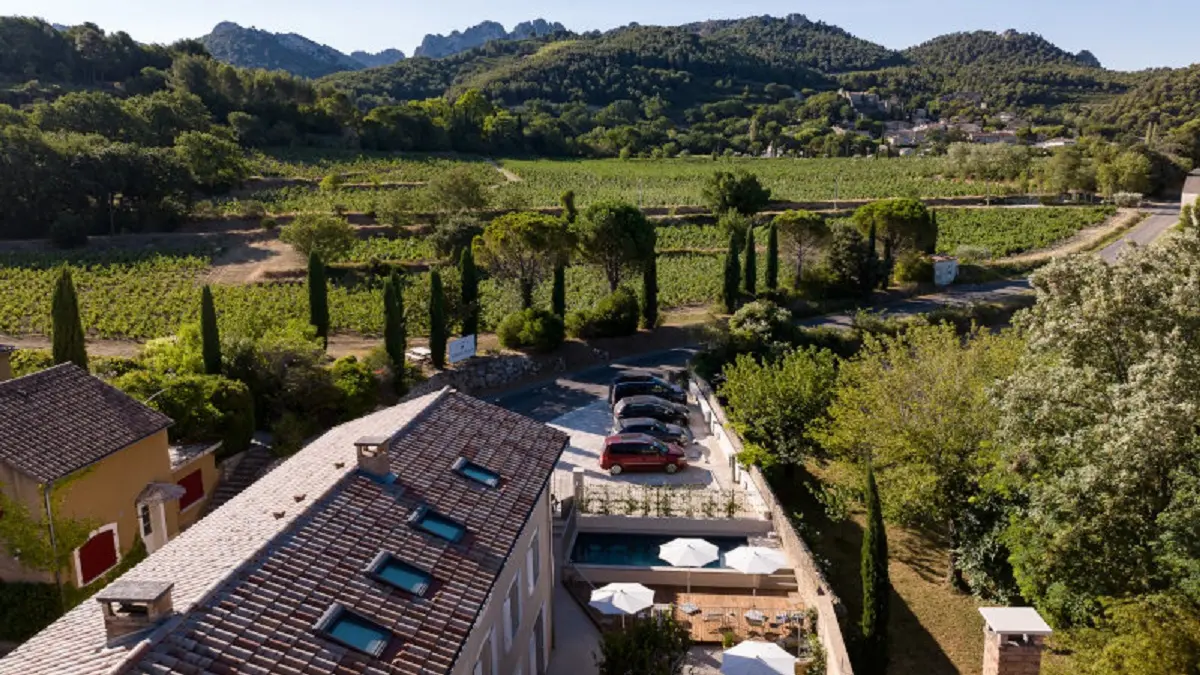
[722,234,740,314]
[383,271,406,368]
[765,222,779,291]
[742,226,757,296]
[460,248,479,336]
[51,267,87,369]
[860,461,890,674]
[429,270,447,369]
[307,252,330,349]
[200,285,221,375]
[551,264,567,317]
[641,254,658,329]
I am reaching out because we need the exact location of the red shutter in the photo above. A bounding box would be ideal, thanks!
[78,529,117,585]
[178,470,205,511]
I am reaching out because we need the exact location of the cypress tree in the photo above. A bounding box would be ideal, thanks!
[307,252,330,349]
[722,234,740,314]
[551,264,567,317]
[429,270,447,369]
[860,461,890,674]
[460,248,479,336]
[200,285,221,375]
[560,190,578,224]
[765,222,779,291]
[51,266,87,369]
[383,272,406,368]
[641,254,658,329]
[742,226,757,296]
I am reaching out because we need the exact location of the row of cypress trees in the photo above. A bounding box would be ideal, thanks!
[722,222,782,313]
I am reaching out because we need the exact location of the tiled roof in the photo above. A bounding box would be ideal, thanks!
[0,388,569,675]
[0,364,173,483]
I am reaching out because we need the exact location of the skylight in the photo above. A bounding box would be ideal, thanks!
[364,551,432,597]
[452,457,500,488]
[408,506,466,543]
[314,603,390,658]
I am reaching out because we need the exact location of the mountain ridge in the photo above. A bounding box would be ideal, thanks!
[413,19,567,59]
[199,21,405,79]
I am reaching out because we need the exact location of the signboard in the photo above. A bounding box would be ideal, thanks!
[448,334,477,364]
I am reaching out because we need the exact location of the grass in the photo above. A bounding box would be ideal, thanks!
[775,464,986,675]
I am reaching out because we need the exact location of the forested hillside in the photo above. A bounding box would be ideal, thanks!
[903,29,1100,69]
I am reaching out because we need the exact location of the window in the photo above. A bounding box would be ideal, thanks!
[526,530,540,595]
[474,628,495,675]
[177,470,204,511]
[314,603,390,657]
[504,575,521,651]
[138,504,153,537]
[75,524,119,586]
[452,457,500,488]
[364,551,432,596]
[408,506,466,543]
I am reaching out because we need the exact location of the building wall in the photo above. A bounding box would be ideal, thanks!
[170,453,219,531]
[454,486,555,675]
[0,463,54,584]
[0,351,11,382]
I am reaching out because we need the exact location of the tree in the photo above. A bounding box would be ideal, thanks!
[827,223,876,298]
[279,214,356,261]
[427,165,489,213]
[815,323,1022,589]
[307,253,329,349]
[642,253,658,329]
[383,272,406,381]
[764,222,779,291]
[51,267,88,369]
[1043,144,1093,195]
[551,264,567,317]
[428,270,447,369]
[560,190,577,223]
[860,461,890,674]
[574,201,655,292]
[742,226,757,296]
[173,130,247,192]
[596,616,692,675]
[851,198,936,278]
[200,285,221,375]
[722,233,740,314]
[1067,592,1200,675]
[702,170,771,215]
[473,212,573,309]
[775,210,829,291]
[459,247,479,336]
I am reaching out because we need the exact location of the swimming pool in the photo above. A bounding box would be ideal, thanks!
[571,532,750,568]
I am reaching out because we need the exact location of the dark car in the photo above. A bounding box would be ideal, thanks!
[612,395,690,427]
[609,377,687,406]
[612,417,693,446]
[600,433,688,475]
[612,370,658,385]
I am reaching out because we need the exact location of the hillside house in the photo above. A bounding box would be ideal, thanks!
[0,362,220,588]
[0,387,570,675]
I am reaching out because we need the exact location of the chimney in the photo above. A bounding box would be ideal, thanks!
[354,435,393,480]
[0,345,13,383]
[979,607,1053,675]
[95,580,175,642]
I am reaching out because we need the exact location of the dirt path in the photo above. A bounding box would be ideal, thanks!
[487,159,523,183]
[203,234,306,284]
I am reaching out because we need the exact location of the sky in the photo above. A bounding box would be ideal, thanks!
[7,0,1199,72]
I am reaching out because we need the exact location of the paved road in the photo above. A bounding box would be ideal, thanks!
[1100,205,1179,263]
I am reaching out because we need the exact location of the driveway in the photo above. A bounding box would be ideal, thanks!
[1099,205,1179,263]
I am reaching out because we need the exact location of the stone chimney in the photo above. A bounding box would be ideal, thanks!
[979,607,1053,675]
[354,435,393,479]
[0,345,13,383]
[95,580,175,642]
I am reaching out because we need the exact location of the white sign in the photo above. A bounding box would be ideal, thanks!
[449,334,477,364]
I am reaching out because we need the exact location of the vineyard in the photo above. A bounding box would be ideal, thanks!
[247,150,496,183]
[934,206,1116,257]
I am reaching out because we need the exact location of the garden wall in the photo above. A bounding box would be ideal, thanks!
[403,353,545,399]
[691,376,855,675]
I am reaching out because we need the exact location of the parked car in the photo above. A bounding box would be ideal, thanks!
[612,395,690,427]
[600,433,688,475]
[609,377,687,406]
[612,417,693,446]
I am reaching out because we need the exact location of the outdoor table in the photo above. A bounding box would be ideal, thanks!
[744,609,766,623]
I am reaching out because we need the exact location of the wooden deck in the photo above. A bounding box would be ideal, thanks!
[652,585,806,644]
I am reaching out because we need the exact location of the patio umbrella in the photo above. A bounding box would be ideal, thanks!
[589,582,655,628]
[659,537,720,594]
[725,546,789,603]
[721,640,795,675]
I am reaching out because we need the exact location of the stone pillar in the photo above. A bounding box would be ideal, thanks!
[979,607,1052,675]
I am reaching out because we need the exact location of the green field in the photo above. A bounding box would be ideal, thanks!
[935,206,1115,257]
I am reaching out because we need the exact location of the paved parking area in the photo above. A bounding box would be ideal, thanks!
[548,399,736,491]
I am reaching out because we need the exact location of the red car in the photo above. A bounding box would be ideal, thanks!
[600,433,688,475]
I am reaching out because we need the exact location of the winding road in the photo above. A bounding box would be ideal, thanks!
[1099,203,1180,263]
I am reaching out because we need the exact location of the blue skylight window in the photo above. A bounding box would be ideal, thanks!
[364,551,432,597]
[408,506,466,543]
[452,457,500,488]
[314,604,390,658]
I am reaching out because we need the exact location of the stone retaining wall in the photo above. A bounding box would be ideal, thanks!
[403,353,546,400]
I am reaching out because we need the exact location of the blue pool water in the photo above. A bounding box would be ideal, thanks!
[571,533,749,568]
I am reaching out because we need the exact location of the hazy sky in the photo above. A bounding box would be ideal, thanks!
[8,0,1198,72]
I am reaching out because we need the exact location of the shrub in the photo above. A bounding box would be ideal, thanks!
[238,200,267,219]
[702,170,771,215]
[893,251,934,284]
[729,300,794,352]
[319,173,345,191]
[565,287,640,339]
[1110,192,1143,207]
[0,582,66,642]
[49,212,88,249]
[953,245,992,263]
[260,216,278,231]
[331,356,379,420]
[498,308,566,353]
[429,215,483,260]
[279,213,356,260]
[112,371,255,455]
